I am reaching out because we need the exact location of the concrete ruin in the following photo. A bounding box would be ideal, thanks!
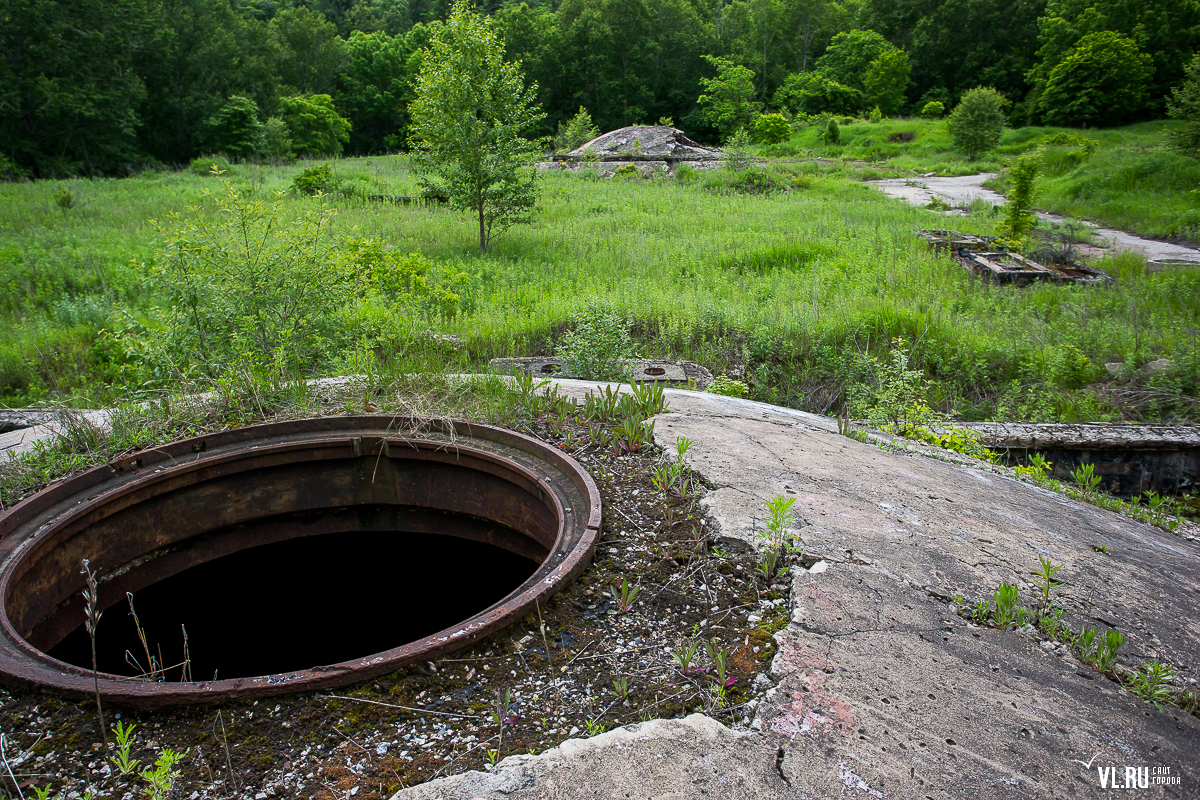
[544,125,723,177]
[488,357,712,388]
[396,382,1200,800]
[919,229,1114,285]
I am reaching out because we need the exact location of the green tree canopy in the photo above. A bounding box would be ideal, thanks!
[866,0,1044,111]
[774,71,864,115]
[863,48,911,115]
[697,55,760,139]
[278,94,352,155]
[1026,0,1200,117]
[271,7,349,94]
[338,30,414,153]
[408,0,548,252]
[815,29,896,92]
[1037,31,1153,127]
[205,96,264,159]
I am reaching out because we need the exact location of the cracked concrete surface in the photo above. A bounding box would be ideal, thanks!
[396,384,1200,799]
[869,173,1200,266]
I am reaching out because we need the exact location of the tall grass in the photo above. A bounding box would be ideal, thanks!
[0,150,1197,422]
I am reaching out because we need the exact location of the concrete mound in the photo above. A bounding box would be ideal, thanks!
[566,125,722,162]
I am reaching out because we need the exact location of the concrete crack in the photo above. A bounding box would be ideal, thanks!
[774,747,791,787]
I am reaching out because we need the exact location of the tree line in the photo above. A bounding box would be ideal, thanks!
[2,0,1198,177]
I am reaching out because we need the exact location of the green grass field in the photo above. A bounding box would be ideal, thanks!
[1,134,1198,423]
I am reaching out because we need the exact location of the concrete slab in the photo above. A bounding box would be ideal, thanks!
[870,174,1200,267]
[399,382,1200,799]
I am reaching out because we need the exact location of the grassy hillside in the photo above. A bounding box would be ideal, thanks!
[0,145,1197,423]
[781,118,1200,243]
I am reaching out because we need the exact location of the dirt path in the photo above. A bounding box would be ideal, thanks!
[870,173,1200,267]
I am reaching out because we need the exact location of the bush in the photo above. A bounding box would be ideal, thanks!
[774,72,864,116]
[135,179,351,384]
[706,376,749,398]
[1167,53,1200,159]
[920,101,944,118]
[291,164,336,195]
[704,167,802,196]
[205,95,262,160]
[554,106,600,154]
[1038,32,1152,128]
[189,155,234,176]
[556,297,634,381]
[753,113,791,145]
[277,94,352,157]
[868,106,883,123]
[863,49,910,116]
[947,86,1006,160]
[822,116,840,144]
[612,164,640,179]
[722,129,755,171]
[259,117,295,163]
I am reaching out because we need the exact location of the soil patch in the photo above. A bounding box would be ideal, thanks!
[0,411,790,800]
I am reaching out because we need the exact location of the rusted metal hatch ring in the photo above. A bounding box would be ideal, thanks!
[0,416,602,708]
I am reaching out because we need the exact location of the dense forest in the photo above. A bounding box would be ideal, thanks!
[2,0,1199,176]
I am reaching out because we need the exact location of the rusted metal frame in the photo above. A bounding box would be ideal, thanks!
[0,417,601,708]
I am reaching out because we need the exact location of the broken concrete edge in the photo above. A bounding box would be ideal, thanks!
[486,358,713,389]
[388,714,747,800]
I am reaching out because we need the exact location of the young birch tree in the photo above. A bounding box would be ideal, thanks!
[408,0,548,252]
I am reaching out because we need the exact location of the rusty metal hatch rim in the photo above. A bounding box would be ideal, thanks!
[0,416,601,708]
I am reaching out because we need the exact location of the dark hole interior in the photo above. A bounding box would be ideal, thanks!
[643,367,666,376]
[49,523,538,680]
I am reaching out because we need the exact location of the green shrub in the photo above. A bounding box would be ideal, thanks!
[673,162,697,184]
[555,106,600,154]
[291,164,336,195]
[722,129,756,171]
[863,49,910,116]
[613,164,640,179]
[868,106,883,123]
[556,297,634,381]
[259,117,295,163]
[133,179,352,385]
[947,86,1006,160]
[822,116,840,144]
[189,155,234,176]
[1038,32,1152,128]
[705,167,801,196]
[920,101,944,118]
[753,113,791,145]
[706,375,749,398]
[277,94,352,157]
[205,95,262,160]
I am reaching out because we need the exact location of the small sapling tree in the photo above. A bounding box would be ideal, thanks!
[408,0,548,252]
[998,151,1041,241]
[947,86,1006,160]
[554,106,600,153]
